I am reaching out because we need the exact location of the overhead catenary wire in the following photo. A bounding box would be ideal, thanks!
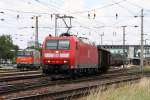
[111,0,138,16]
[0,0,149,35]
[68,0,127,14]
[32,0,59,12]
[0,0,128,15]
[0,0,147,24]
[123,0,150,14]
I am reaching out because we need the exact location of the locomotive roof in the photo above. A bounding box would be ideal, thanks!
[45,35,95,46]
[97,46,110,53]
[46,35,77,40]
[18,49,38,52]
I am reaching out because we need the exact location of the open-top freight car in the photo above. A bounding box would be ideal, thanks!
[42,33,110,75]
[110,54,124,66]
[97,47,110,72]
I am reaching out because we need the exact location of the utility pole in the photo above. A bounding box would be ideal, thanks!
[144,39,148,58]
[35,16,39,48]
[145,39,148,45]
[122,26,127,69]
[54,14,74,36]
[99,32,104,45]
[140,9,144,73]
[55,14,58,37]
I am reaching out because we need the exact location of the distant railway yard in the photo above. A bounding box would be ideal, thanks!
[0,66,149,100]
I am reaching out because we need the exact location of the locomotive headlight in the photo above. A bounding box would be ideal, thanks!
[47,60,51,63]
[64,60,68,63]
[60,53,70,58]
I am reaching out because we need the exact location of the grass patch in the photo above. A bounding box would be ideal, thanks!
[81,77,150,100]
[127,66,150,73]
[143,66,150,72]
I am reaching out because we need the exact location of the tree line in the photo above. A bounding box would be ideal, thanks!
[0,35,18,64]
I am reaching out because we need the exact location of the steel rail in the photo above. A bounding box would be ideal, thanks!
[0,70,141,97]
[10,74,142,100]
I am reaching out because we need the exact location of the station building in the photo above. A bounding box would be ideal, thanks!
[99,45,150,65]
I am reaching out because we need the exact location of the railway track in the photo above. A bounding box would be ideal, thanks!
[12,74,141,100]
[0,68,18,73]
[0,69,143,100]
[0,70,42,82]
[0,71,41,77]
[3,73,142,100]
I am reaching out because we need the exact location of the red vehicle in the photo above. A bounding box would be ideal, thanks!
[16,49,41,70]
[42,34,110,75]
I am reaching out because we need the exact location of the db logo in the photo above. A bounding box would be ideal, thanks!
[54,54,59,57]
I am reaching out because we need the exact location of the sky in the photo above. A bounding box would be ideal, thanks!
[0,0,150,49]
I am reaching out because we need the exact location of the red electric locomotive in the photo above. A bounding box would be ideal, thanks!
[42,33,110,75]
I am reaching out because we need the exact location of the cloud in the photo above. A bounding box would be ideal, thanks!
[62,0,84,14]
[0,0,150,48]
[128,0,150,9]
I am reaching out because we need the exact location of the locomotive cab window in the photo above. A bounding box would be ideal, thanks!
[46,40,57,49]
[58,40,70,50]
[46,40,70,50]
[17,51,32,56]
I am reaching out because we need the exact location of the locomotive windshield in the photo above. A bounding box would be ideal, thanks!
[46,40,57,49]
[46,40,70,50]
[17,51,32,56]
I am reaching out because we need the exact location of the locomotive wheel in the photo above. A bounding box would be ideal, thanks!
[101,66,109,73]
[42,69,49,75]
[69,69,76,78]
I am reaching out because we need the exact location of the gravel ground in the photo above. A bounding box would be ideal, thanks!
[1,75,138,100]
[0,76,46,86]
